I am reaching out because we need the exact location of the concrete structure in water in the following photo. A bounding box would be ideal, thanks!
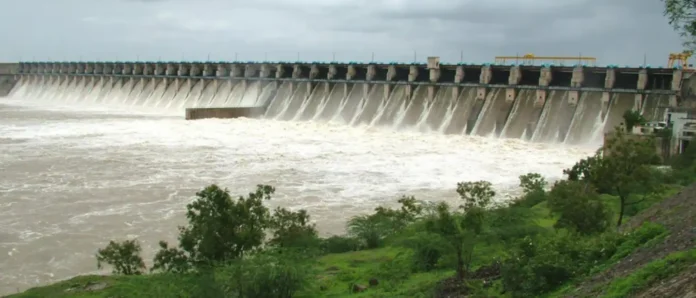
[5,58,690,115]
[0,63,19,96]
[185,107,266,120]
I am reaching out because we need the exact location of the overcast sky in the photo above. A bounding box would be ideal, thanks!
[0,0,685,66]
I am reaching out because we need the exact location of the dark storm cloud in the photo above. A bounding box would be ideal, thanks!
[0,0,685,66]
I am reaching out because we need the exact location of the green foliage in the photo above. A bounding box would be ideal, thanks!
[150,240,191,273]
[604,248,696,298]
[374,251,413,282]
[176,184,274,267]
[268,207,319,249]
[501,234,578,296]
[608,222,668,264]
[347,196,424,249]
[319,235,362,254]
[402,232,448,272]
[662,0,696,50]
[547,180,611,235]
[484,205,547,244]
[347,214,388,249]
[501,232,622,297]
[511,173,548,208]
[501,221,670,297]
[565,129,662,227]
[597,130,662,226]
[95,239,146,276]
[621,110,646,132]
[221,249,317,298]
[373,196,424,231]
[422,181,496,280]
[564,154,602,182]
[519,172,547,194]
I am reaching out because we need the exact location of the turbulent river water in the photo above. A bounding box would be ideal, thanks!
[0,95,597,294]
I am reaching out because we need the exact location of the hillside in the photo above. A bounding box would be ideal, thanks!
[564,183,696,298]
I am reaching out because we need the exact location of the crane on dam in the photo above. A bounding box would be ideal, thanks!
[494,53,597,66]
[668,52,693,69]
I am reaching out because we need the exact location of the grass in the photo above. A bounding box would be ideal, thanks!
[602,248,696,298]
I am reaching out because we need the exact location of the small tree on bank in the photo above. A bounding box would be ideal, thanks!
[96,239,146,275]
[547,180,611,235]
[425,181,495,280]
[564,129,661,227]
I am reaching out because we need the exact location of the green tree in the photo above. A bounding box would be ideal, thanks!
[519,173,547,194]
[95,239,146,275]
[268,207,319,249]
[547,180,611,235]
[372,195,424,231]
[663,0,696,50]
[622,110,646,132]
[593,130,662,227]
[347,196,423,249]
[425,203,467,279]
[512,173,548,207]
[347,214,388,249]
[564,153,614,195]
[424,181,495,280]
[152,184,274,271]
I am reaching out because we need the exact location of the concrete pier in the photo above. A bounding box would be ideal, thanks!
[0,63,18,96]
[185,107,266,120]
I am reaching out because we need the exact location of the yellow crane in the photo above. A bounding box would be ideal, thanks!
[667,52,692,69]
[494,53,597,66]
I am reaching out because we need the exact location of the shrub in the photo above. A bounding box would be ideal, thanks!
[404,232,447,272]
[268,207,320,249]
[320,236,362,254]
[347,214,389,249]
[510,173,548,208]
[95,239,146,275]
[501,234,583,296]
[221,249,316,298]
[547,180,611,235]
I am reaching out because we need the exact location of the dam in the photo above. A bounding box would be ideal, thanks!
[1,59,686,145]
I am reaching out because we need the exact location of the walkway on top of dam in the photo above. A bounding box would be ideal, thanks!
[10,59,686,96]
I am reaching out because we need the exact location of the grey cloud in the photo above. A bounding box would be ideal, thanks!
[0,0,685,66]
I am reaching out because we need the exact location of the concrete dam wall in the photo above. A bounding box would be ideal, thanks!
[4,60,686,144]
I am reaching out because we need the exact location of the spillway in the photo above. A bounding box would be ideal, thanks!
[1,60,685,145]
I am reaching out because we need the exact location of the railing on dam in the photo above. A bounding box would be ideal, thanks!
[12,60,686,100]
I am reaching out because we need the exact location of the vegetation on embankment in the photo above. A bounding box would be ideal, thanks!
[7,125,696,298]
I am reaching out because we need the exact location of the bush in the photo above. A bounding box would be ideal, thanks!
[347,196,425,249]
[547,180,611,235]
[500,231,619,296]
[268,207,320,250]
[501,221,669,297]
[405,232,447,272]
[510,173,548,208]
[347,214,389,249]
[320,236,362,254]
[221,249,316,298]
[95,239,146,275]
[501,234,578,296]
[485,206,546,245]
